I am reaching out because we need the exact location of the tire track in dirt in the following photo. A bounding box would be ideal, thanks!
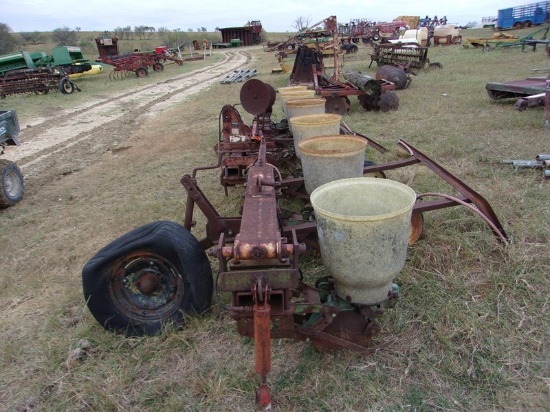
[12,50,251,169]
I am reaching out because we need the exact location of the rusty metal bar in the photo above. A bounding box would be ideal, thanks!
[398,140,509,242]
[253,284,271,408]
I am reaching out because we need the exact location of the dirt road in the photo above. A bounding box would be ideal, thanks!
[7,50,251,182]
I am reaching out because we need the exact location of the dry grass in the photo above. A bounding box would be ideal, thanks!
[1,27,549,411]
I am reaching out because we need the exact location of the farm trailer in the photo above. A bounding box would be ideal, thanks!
[497,1,550,29]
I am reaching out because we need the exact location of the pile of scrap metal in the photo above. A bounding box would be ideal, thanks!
[268,15,361,69]
[280,16,406,113]
[220,68,257,84]
[486,76,550,110]
[314,68,399,113]
[338,18,381,44]
[503,154,550,178]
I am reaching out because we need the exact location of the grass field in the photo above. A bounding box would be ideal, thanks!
[1,26,549,411]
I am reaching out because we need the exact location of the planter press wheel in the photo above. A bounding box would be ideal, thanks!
[152,62,164,72]
[311,311,381,353]
[135,66,149,78]
[0,159,24,208]
[59,78,75,94]
[324,96,348,115]
[82,221,213,336]
[408,211,424,245]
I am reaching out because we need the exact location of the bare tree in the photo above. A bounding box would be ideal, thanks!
[51,26,77,46]
[20,31,45,45]
[293,16,311,32]
[134,25,146,40]
[114,26,132,40]
[158,29,187,49]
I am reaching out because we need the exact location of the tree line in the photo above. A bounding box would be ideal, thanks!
[0,23,214,54]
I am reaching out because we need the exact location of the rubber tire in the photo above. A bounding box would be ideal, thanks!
[152,62,164,72]
[347,44,358,54]
[135,67,148,78]
[59,78,75,94]
[0,159,24,208]
[82,221,213,336]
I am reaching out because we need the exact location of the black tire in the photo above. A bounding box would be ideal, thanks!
[135,67,148,78]
[152,62,164,72]
[347,44,358,54]
[372,33,381,42]
[59,78,74,94]
[0,159,24,208]
[82,221,213,336]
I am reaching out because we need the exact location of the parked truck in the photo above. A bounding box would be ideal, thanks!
[0,110,24,208]
[497,1,550,29]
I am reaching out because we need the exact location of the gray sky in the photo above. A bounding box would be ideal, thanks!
[3,0,522,33]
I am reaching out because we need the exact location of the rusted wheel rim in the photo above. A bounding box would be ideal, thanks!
[110,252,185,322]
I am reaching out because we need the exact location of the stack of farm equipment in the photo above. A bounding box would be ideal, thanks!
[281,16,401,114]
[82,77,509,408]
